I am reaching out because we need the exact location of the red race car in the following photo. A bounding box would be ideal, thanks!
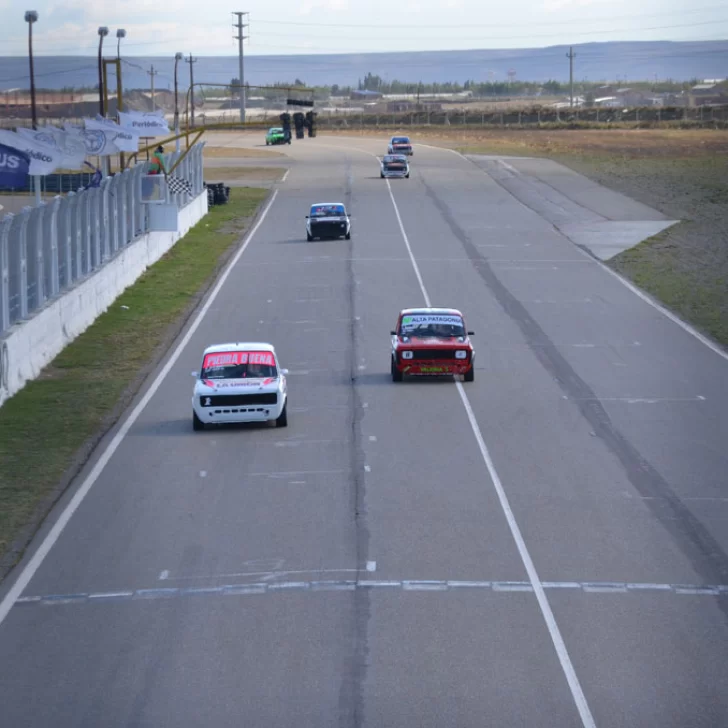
[390,307,475,382]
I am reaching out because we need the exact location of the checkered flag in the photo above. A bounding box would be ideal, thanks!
[167,175,193,196]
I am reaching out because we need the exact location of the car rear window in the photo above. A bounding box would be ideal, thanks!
[201,350,277,379]
[399,314,465,337]
[311,204,346,217]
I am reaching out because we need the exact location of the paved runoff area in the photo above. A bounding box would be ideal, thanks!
[1,134,727,727]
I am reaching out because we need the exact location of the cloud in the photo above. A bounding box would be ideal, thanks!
[298,0,350,15]
[542,0,611,9]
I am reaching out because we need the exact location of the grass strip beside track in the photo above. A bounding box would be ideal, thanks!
[0,187,269,577]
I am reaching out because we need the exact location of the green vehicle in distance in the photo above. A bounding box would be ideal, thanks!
[265,127,290,145]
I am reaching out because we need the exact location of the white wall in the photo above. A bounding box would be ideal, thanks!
[0,191,208,408]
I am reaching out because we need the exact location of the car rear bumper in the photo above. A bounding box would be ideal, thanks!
[382,170,408,177]
[192,397,285,424]
[309,224,349,237]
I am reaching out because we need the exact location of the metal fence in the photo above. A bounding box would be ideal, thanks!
[314,103,728,129]
[0,143,205,336]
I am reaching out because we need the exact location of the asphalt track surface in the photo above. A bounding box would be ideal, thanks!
[1,135,728,727]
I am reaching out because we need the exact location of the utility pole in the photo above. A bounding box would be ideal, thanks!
[186,54,198,127]
[147,64,158,111]
[232,12,249,123]
[566,46,576,108]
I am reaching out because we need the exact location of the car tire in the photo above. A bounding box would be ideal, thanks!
[345,232,351,240]
[405,173,410,178]
[307,232,313,241]
[391,358,403,382]
[193,411,205,431]
[276,403,288,427]
[380,173,384,178]
[464,367,475,382]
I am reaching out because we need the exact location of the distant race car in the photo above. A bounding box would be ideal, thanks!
[387,135,413,155]
[265,127,289,145]
[191,342,288,430]
[380,154,410,179]
[305,202,351,241]
[390,308,475,382]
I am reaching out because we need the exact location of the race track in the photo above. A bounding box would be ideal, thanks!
[1,135,728,727]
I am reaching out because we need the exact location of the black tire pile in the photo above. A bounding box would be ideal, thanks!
[204,182,231,206]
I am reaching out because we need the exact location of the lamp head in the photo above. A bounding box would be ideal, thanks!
[24,10,39,22]
[98,26,109,37]
[116,28,126,39]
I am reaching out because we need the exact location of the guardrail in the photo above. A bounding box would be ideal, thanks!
[0,144,204,336]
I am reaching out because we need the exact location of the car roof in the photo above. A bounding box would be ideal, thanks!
[384,154,407,159]
[391,135,410,139]
[399,307,463,316]
[203,342,276,354]
[310,202,346,208]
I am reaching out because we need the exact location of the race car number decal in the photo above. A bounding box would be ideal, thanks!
[202,351,275,368]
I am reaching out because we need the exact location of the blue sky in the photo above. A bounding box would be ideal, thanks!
[0,0,726,56]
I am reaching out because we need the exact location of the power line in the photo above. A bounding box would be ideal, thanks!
[233,11,249,123]
[147,65,158,111]
[567,47,576,107]
[185,54,198,127]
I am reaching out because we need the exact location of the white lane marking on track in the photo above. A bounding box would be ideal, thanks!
[419,142,728,364]
[18,579,728,605]
[280,169,290,183]
[366,561,377,572]
[0,190,281,628]
[159,570,169,581]
[384,178,597,728]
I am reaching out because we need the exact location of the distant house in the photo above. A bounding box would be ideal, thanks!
[593,96,620,108]
[688,80,728,106]
[350,90,383,100]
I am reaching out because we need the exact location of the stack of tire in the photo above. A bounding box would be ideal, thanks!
[204,182,230,206]
[305,110,317,138]
[279,112,292,144]
[293,112,306,140]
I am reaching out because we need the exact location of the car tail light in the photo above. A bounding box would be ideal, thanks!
[401,351,413,360]
[455,350,467,359]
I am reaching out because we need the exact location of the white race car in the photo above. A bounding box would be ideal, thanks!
[306,202,351,241]
[387,135,413,156]
[191,342,288,430]
[380,154,410,179]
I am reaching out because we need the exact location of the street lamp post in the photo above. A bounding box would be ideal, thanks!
[24,11,39,130]
[116,28,126,59]
[174,52,183,152]
[97,26,109,117]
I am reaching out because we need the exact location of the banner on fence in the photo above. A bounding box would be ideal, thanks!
[85,117,140,152]
[0,143,30,187]
[0,129,61,175]
[17,126,86,170]
[64,126,121,157]
[117,110,170,136]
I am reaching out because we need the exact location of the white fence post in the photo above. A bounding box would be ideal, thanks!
[0,143,207,337]
[0,216,12,331]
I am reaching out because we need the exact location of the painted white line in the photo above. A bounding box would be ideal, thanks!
[368,435,377,442]
[0,190,281,629]
[385,178,597,728]
[366,560,377,572]
[364,465,371,473]
[159,570,169,581]
[280,168,290,183]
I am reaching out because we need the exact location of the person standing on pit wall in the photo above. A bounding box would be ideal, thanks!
[148,145,166,175]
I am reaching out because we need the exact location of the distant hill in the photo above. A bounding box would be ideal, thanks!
[0,40,726,92]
